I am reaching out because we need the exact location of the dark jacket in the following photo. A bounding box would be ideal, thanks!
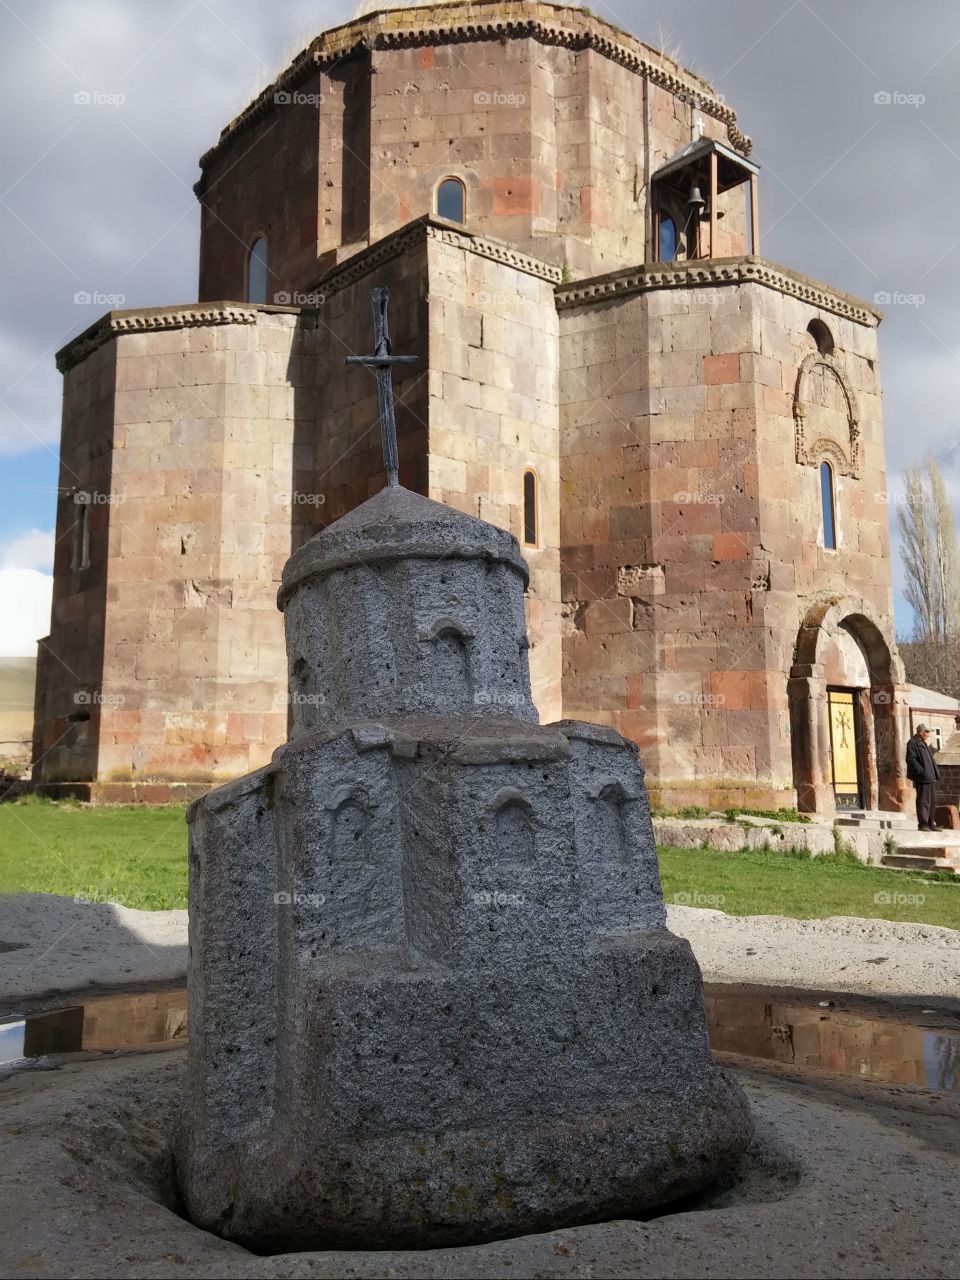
[906,734,940,784]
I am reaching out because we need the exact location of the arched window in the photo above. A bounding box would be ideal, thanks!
[820,460,837,550]
[807,318,835,355]
[658,214,677,262]
[247,237,269,304]
[522,469,538,547]
[436,177,465,224]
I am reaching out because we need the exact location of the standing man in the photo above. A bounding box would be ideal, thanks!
[906,724,941,831]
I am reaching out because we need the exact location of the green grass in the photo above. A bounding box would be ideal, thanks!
[0,802,958,928]
[0,799,190,910]
[658,845,960,930]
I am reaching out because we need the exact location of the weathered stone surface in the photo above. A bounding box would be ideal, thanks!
[177,484,752,1250]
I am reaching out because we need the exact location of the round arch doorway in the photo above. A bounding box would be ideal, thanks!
[788,598,908,815]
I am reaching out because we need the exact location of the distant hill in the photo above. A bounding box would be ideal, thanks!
[0,656,36,764]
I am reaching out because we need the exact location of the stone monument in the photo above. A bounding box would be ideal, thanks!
[176,289,753,1252]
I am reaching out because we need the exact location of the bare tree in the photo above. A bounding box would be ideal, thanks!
[899,636,960,700]
[898,456,960,643]
[930,462,960,639]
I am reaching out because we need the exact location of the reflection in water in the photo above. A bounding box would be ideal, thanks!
[705,990,960,1092]
[1,986,958,1094]
[0,990,187,1065]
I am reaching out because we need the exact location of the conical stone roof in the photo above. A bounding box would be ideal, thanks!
[278,485,528,608]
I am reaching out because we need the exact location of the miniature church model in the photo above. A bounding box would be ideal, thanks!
[176,294,753,1251]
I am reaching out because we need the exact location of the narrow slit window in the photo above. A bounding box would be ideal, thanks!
[436,177,465,224]
[71,495,91,570]
[820,460,837,550]
[523,469,538,547]
[247,237,269,304]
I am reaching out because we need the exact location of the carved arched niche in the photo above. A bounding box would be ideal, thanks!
[421,617,473,696]
[326,785,373,861]
[490,789,536,865]
[793,351,861,477]
[588,779,639,860]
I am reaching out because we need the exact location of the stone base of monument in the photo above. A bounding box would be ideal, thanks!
[5,1049,960,1278]
[177,714,753,1251]
[179,932,750,1251]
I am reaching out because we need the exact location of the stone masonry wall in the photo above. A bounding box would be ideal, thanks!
[39,307,317,789]
[197,4,751,302]
[34,339,117,782]
[197,67,325,304]
[558,267,891,810]
[293,232,430,532]
[424,228,563,720]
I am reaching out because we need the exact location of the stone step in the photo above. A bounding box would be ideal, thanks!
[836,816,912,830]
[881,852,958,874]
[895,844,959,861]
[844,809,913,825]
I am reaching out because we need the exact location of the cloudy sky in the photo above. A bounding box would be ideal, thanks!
[1,0,958,654]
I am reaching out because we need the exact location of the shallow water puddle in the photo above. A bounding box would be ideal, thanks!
[703,986,960,1092]
[1,984,958,1092]
[0,988,186,1064]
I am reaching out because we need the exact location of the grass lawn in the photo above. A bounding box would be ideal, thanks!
[0,801,957,928]
[658,845,960,930]
[0,800,190,910]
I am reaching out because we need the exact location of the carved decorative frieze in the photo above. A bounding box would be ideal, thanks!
[56,304,268,373]
[556,257,880,326]
[793,351,861,476]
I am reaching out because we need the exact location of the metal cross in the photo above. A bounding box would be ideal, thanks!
[345,287,418,487]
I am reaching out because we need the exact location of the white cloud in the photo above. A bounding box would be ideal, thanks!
[0,529,54,655]
[0,568,52,656]
[2,527,55,572]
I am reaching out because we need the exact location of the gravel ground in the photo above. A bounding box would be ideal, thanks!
[667,904,960,1002]
[2,896,958,1277]
[1,1050,958,1279]
[0,893,187,1000]
[2,893,958,1003]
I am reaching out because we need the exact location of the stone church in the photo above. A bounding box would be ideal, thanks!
[34,0,909,814]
